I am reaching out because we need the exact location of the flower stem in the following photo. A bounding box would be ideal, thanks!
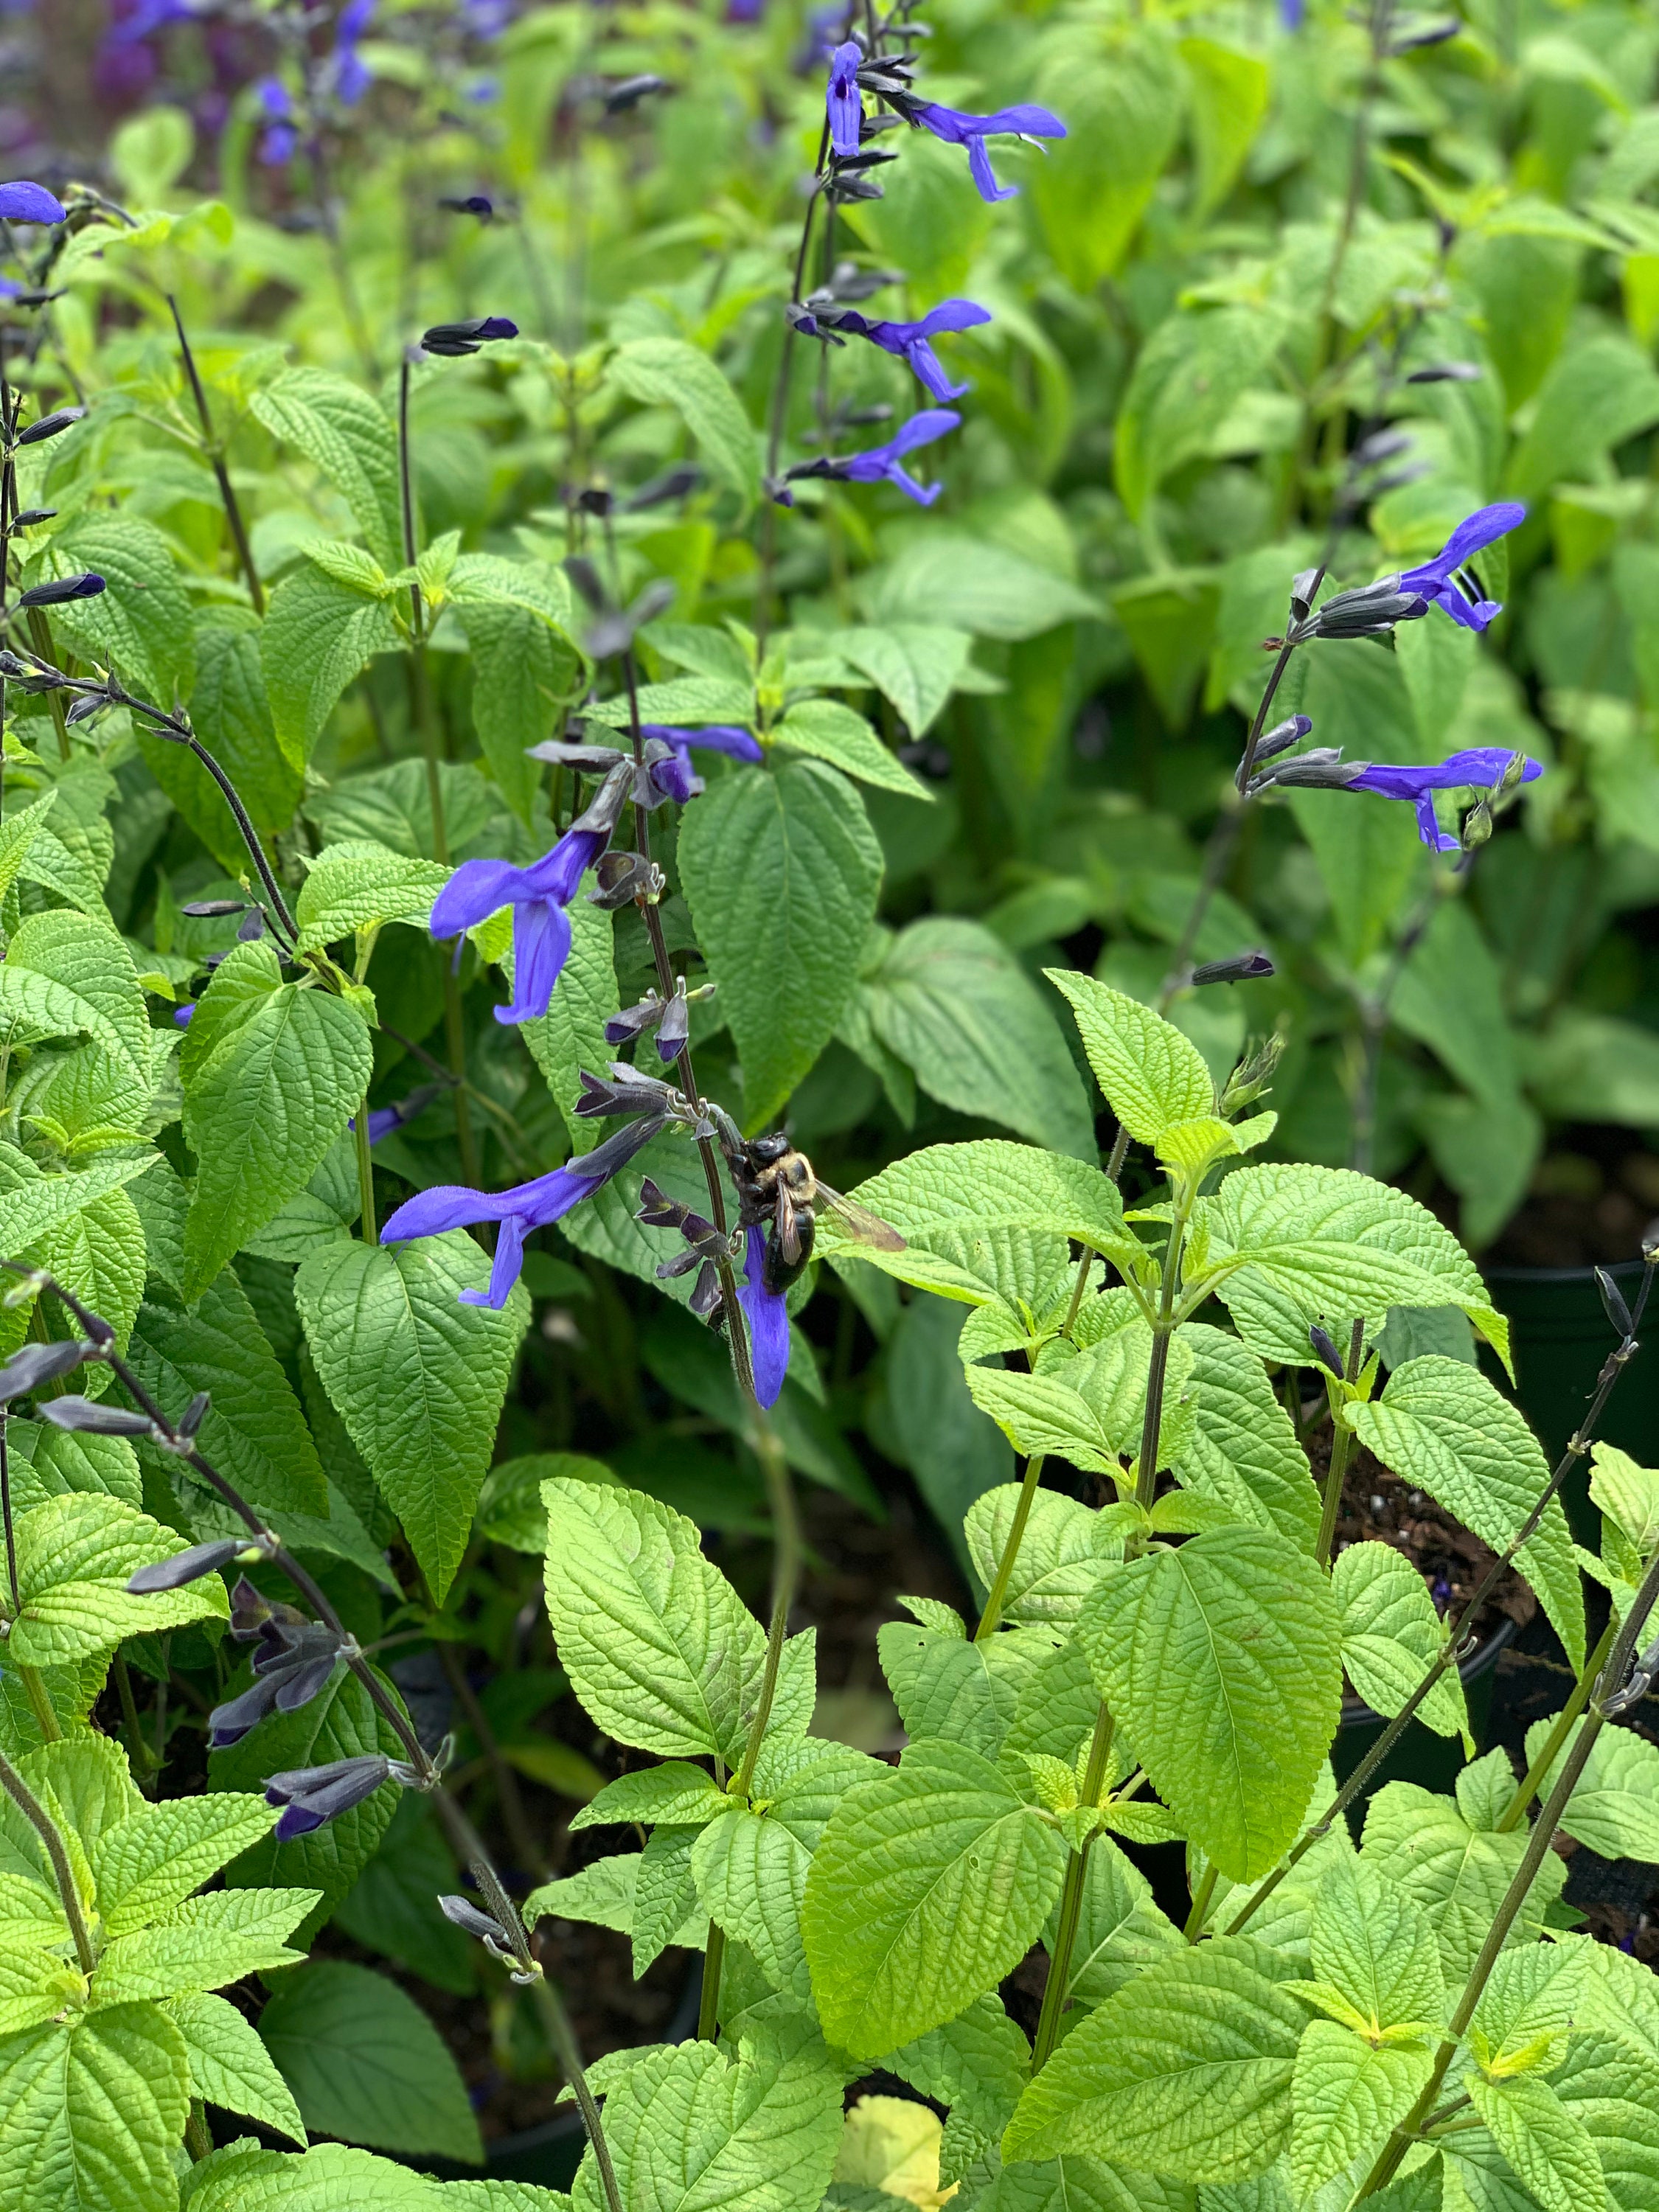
[167,293,263,614]
[0,1745,94,1972]
[974,1455,1045,1643]
[353,1096,378,1243]
[1494,1611,1618,1834]
[1355,1539,1659,2201]
[1032,1703,1114,2068]
[1225,1284,1652,1939]
[113,1652,159,1780]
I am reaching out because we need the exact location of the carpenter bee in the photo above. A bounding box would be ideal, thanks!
[711,1114,905,1294]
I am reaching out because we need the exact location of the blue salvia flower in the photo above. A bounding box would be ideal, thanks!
[0,181,66,225]
[827,40,864,158]
[902,100,1066,203]
[330,0,375,106]
[254,79,297,166]
[782,407,961,506]
[1279,0,1304,27]
[804,299,991,403]
[380,1111,668,1309]
[639,724,762,801]
[265,1754,415,1840]
[1253,745,1542,852]
[737,1227,790,1408]
[1397,502,1526,632]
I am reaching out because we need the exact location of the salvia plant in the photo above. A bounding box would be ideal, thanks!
[0,0,1658,2209]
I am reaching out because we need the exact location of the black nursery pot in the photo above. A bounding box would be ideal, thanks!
[1482,1260,1659,1543]
[1332,1615,1519,1798]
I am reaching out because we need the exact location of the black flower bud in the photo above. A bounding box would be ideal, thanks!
[11,508,56,527]
[602,74,669,111]
[19,572,106,607]
[622,464,703,512]
[0,1337,100,1403]
[1405,362,1481,384]
[181,899,248,918]
[14,407,85,448]
[1191,951,1275,986]
[437,195,494,218]
[1598,1267,1635,1340]
[126,1537,245,1594]
[419,316,518,357]
[40,1395,153,1436]
[264,1754,411,1840]
[1309,1325,1346,1380]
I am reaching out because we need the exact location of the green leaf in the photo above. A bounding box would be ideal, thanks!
[1591,1441,1659,1559]
[212,1667,406,1927]
[1001,1934,1303,2182]
[450,556,585,827]
[611,338,759,504]
[875,1618,1048,1761]
[9,1493,229,1667]
[1504,333,1659,502]
[865,923,1095,1161]
[1466,2072,1607,2212]
[1171,1324,1321,1553]
[296,841,451,951]
[802,1737,1068,2056]
[92,1886,314,2004]
[692,1805,810,1992]
[1030,24,1183,288]
[1180,37,1270,215]
[963,1484,1121,1624]
[180,2140,439,2210]
[293,1234,529,1604]
[1077,1527,1342,1881]
[1114,307,1280,522]
[33,1186,147,1391]
[1050,1834,1181,2007]
[126,1269,327,1516]
[567,2029,845,2212]
[257,1958,483,2166]
[4,1418,140,1514]
[773,700,933,801]
[0,2003,190,2212]
[1523,1717,1659,1861]
[476,1448,615,1552]
[1360,1784,1567,1983]
[181,978,372,1298]
[250,369,405,566]
[0,1146,158,1282]
[90,1792,279,1938]
[261,563,402,769]
[572,1761,731,1834]
[1351,1356,1583,1672]
[0,961,115,1058]
[30,513,196,704]
[167,1992,306,2145]
[540,1477,767,1762]
[521,1850,706,1952]
[1202,1165,1512,1376]
[7,911,152,1093]
[1046,971,1213,1147]
[825,626,972,738]
[1334,1541,1470,1742]
[678,759,883,1129]
[156,611,302,874]
[1290,2023,1430,2203]
[865,534,1099,642]
[977,2155,1189,2212]
[0,793,57,906]
[1304,1857,1445,2032]
[333,1792,476,1996]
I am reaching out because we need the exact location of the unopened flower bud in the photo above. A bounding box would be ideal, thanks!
[1191,950,1275,986]
[1598,1267,1635,1340]
[14,408,84,448]
[19,572,106,607]
[1405,361,1481,384]
[1310,1325,1346,1380]
[127,1537,245,1593]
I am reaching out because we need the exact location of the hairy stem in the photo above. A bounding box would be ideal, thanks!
[1032,1704,1115,2068]
[353,1097,378,1243]
[975,1455,1046,1643]
[0,1746,95,1972]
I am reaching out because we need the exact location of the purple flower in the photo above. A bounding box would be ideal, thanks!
[783,408,961,507]
[1347,748,1543,852]
[104,0,191,43]
[726,0,764,19]
[380,1113,667,1308]
[265,1754,410,1840]
[641,724,763,801]
[210,1619,346,1748]
[738,1226,790,1408]
[173,1001,195,1027]
[1397,503,1526,632]
[1279,0,1304,25]
[827,41,863,159]
[429,766,628,1023]
[331,0,375,105]
[462,0,515,31]
[820,299,991,403]
[0,182,66,226]
[905,101,1066,204]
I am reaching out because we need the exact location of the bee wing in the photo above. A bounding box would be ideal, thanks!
[776,1183,807,1268]
[814,1182,906,1253]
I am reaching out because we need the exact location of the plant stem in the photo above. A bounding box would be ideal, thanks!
[1225,1285,1652,1939]
[0,1745,95,1972]
[1495,1612,1618,1834]
[1355,1540,1659,2201]
[697,1924,726,2041]
[974,1455,1045,1643]
[184,2104,213,2162]
[434,1635,548,1880]
[1314,1317,1366,1567]
[0,1408,15,1617]
[113,1652,158,1779]
[1183,1861,1219,1942]
[1032,1703,1114,2069]
[167,293,263,613]
[25,608,70,759]
[21,1665,59,1743]
[353,1098,378,1242]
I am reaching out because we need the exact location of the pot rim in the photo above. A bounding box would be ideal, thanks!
[1483,1259,1646,1285]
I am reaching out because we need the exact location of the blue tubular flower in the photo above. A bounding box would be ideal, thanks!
[738,1226,790,1408]
[641,723,763,801]
[1279,0,1304,26]
[1397,502,1526,632]
[905,101,1066,203]
[332,0,375,105]
[380,1112,669,1309]
[785,407,961,506]
[827,41,863,159]
[265,1754,411,1840]
[0,181,66,226]
[255,79,296,166]
[827,299,992,402]
[1348,748,1542,852]
[428,764,629,1023]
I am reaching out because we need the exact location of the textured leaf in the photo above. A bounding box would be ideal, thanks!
[1523,1716,1659,1861]
[611,337,759,502]
[7,911,152,1093]
[250,368,404,566]
[0,2003,190,2212]
[1002,1935,1303,2182]
[826,625,971,738]
[91,1792,279,1938]
[802,1738,1067,2056]
[0,1144,159,1259]
[9,1492,228,1666]
[1352,1356,1583,1672]
[451,565,585,827]
[31,512,196,703]
[167,1992,306,2145]
[1334,1541,1470,1742]
[1046,970,1213,1147]
[258,1959,483,2165]
[296,841,451,951]
[92,1886,313,2003]
[1360,1784,1567,1983]
[180,2140,437,2210]
[678,758,882,1129]
[172,611,303,866]
[1290,2023,1430,2202]
[867,924,1095,1161]
[1466,2072,1608,2212]
[1306,1858,1445,2032]
[692,1806,811,1992]
[1050,1834,1180,2007]
[181,976,372,1298]
[294,1233,528,1602]
[261,563,401,768]
[963,1485,1121,1624]
[774,700,933,800]
[1077,1527,1342,1880]
[540,1478,765,1761]
[1171,1324,1320,1552]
